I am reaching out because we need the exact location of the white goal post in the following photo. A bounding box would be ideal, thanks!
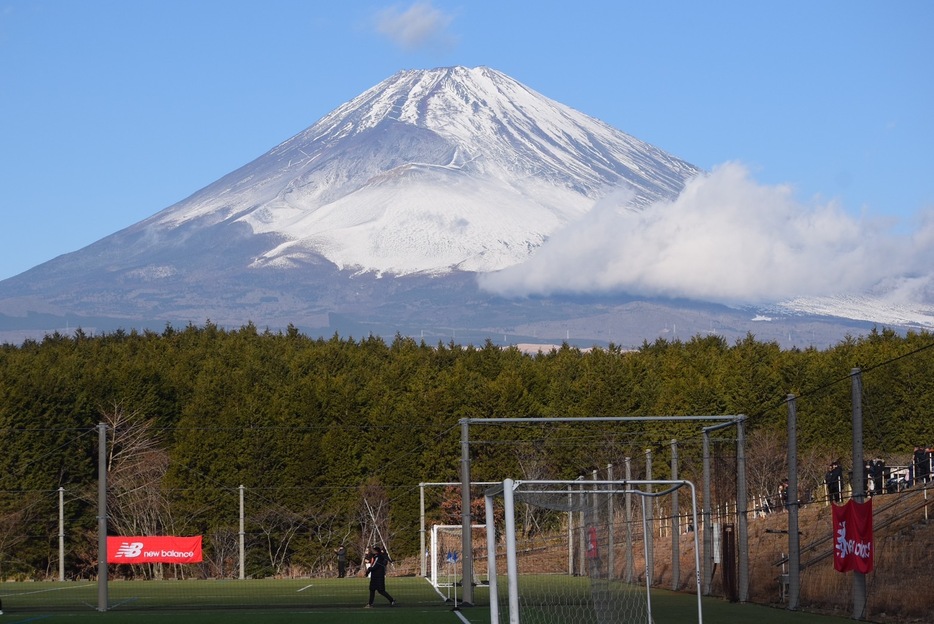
[485,478,704,624]
[429,523,486,589]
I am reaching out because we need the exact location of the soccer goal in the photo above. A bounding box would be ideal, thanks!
[484,478,703,624]
[429,523,487,591]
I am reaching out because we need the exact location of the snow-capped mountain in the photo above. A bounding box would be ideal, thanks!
[0,66,925,347]
[144,66,699,275]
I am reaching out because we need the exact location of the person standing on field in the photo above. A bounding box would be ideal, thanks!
[334,545,347,578]
[364,545,395,608]
[362,546,375,575]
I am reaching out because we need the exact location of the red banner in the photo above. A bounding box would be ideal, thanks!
[107,536,202,564]
[832,499,873,573]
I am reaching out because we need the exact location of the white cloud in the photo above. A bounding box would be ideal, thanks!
[478,163,930,305]
[374,1,455,51]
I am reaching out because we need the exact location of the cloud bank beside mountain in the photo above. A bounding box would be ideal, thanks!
[478,163,934,306]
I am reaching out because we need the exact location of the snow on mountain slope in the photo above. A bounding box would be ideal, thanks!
[143,66,700,276]
[776,295,934,329]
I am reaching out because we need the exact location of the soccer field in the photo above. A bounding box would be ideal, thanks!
[0,576,856,624]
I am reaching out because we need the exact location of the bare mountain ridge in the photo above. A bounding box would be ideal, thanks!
[0,66,906,347]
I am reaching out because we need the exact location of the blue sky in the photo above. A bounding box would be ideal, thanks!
[1,0,932,282]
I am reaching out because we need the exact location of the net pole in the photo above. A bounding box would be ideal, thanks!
[687,481,705,624]
[671,440,680,591]
[239,485,245,580]
[786,396,801,610]
[420,484,427,578]
[851,368,867,619]
[97,422,108,612]
[567,484,573,576]
[503,478,520,624]
[702,430,713,595]
[484,490,500,623]
[460,419,474,605]
[640,495,652,624]
[591,470,599,552]
[736,416,749,602]
[625,457,634,583]
[430,524,438,588]
[645,448,654,586]
[607,463,615,581]
[58,486,65,582]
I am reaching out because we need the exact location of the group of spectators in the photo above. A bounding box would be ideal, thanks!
[822,447,934,503]
[912,445,934,485]
[763,448,934,514]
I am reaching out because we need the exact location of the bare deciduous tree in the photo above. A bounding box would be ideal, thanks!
[102,402,176,579]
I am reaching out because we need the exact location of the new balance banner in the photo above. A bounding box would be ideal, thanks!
[832,499,873,573]
[107,536,202,564]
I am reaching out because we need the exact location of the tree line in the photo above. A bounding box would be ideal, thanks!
[0,322,931,580]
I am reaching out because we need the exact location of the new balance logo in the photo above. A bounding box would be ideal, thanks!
[114,542,144,558]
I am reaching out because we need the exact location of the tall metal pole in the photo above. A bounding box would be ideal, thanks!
[736,416,749,602]
[671,440,680,591]
[484,488,500,623]
[607,463,615,581]
[851,369,867,619]
[460,418,474,605]
[419,484,427,578]
[644,448,654,585]
[58,486,65,582]
[567,483,573,575]
[503,479,520,624]
[702,430,712,595]
[624,457,633,582]
[591,468,600,572]
[239,485,245,580]
[97,423,108,611]
[787,395,801,610]
[578,477,585,576]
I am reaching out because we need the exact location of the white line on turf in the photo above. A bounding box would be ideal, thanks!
[297,584,314,592]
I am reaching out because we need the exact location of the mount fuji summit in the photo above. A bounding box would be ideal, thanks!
[0,67,910,347]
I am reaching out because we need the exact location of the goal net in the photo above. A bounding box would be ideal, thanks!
[429,523,487,591]
[484,479,703,624]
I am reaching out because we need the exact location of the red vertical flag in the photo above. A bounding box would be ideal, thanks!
[832,499,873,573]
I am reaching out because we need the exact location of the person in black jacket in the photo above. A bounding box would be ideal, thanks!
[826,461,843,503]
[364,545,395,608]
[334,545,347,578]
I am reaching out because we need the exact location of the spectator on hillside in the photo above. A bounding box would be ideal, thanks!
[826,461,843,503]
[869,459,885,495]
[778,478,789,511]
[912,446,929,485]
